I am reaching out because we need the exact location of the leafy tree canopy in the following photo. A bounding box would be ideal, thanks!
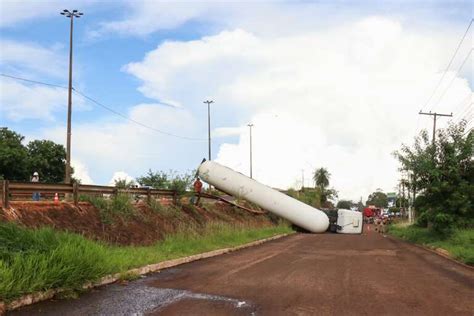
[27,140,66,183]
[366,189,388,208]
[394,120,473,233]
[0,128,29,180]
[336,199,353,209]
[0,128,67,182]
[313,167,330,189]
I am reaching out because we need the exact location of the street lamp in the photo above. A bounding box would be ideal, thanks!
[203,100,214,161]
[60,9,83,184]
[248,123,254,179]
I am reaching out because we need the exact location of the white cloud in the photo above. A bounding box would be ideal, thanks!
[0,39,89,121]
[0,39,67,78]
[123,18,472,201]
[0,0,98,28]
[93,1,211,38]
[72,159,94,184]
[40,103,203,184]
[0,78,67,121]
[109,171,135,186]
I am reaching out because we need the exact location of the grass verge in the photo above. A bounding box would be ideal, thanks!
[0,222,292,302]
[388,224,474,265]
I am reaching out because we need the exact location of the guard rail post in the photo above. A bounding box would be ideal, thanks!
[173,190,178,205]
[1,180,9,209]
[146,188,151,205]
[73,182,79,206]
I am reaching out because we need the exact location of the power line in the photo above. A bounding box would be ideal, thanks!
[0,73,68,89]
[73,89,207,141]
[0,72,207,141]
[431,48,473,110]
[419,111,453,144]
[424,19,473,112]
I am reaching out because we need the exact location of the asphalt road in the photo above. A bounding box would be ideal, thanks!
[11,227,474,315]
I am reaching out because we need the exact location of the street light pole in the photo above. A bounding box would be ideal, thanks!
[247,123,254,179]
[61,9,83,184]
[203,100,214,161]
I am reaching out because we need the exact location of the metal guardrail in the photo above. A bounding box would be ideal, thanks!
[0,180,177,209]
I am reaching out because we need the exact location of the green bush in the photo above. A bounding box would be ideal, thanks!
[389,224,474,265]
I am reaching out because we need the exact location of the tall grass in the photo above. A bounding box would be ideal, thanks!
[389,224,474,265]
[79,194,134,223]
[0,222,292,302]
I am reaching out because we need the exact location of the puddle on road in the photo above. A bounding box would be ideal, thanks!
[12,275,255,316]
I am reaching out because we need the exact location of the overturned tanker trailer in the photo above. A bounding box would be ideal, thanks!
[197,160,330,233]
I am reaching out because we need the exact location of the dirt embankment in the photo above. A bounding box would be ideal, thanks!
[0,200,275,245]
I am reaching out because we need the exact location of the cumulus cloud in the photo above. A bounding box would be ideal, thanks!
[72,159,94,184]
[123,17,472,200]
[0,39,67,78]
[92,1,212,38]
[0,0,98,28]
[0,39,89,121]
[109,171,135,186]
[40,103,204,184]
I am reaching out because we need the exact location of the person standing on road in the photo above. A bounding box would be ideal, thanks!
[31,171,40,201]
[191,178,203,206]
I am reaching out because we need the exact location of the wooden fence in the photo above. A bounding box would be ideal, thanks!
[0,180,176,209]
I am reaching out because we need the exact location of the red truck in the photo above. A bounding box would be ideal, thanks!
[363,206,381,223]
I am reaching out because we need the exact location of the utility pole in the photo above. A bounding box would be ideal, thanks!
[301,169,304,191]
[419,111,453,145]
[203,100,214,161]
[61,9,83,184]
[247,123,254,179]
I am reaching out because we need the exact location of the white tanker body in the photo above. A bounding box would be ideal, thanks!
[197,160,329,233]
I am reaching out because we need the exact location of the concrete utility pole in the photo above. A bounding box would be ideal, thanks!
[248,123,254,179]
[301,169,305,191]
[61,9,83,184]
[419,111,453,145]
[203,100,214,161]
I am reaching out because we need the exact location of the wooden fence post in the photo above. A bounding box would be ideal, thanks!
[147,188,151,205]
[73,182,79,206]
[173,190,178,205]
[2,180,9,209]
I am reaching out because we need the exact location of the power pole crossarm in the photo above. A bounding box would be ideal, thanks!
[419,111,453,144]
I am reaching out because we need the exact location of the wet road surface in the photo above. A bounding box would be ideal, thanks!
[11,228,474,315]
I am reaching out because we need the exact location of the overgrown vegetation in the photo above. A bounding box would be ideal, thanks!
[389,224,474,265]
[394,120,473,234]
[136,169,195,195]
[0,222,292,302]
[79,194,134,223]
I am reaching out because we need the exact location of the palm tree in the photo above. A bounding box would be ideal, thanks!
[313,167,330,189]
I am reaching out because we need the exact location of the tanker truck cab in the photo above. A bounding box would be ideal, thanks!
[336,209,363,234]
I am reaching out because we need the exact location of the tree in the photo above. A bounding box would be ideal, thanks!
[336,199,353,209]
[0,128,29,180]
[313,168,330,189]
[136,169,194,195]
[395,120,473,232]
[27,140,66,183]
[114,178,135,189]
[136,170,169,188]
[366,190,388,208]
[313,167,338,204]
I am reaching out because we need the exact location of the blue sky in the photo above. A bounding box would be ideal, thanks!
[1,0,472,200]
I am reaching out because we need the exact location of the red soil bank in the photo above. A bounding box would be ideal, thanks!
[0,201,274,245]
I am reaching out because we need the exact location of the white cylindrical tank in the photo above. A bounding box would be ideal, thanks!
[197,160,329,233]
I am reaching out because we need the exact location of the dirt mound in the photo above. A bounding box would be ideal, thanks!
[0,200,274,245]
